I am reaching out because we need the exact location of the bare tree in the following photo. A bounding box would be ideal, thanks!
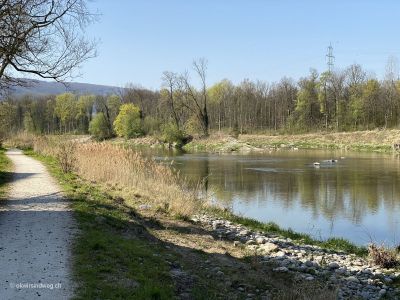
[161,71,182,129]
[0,0,96,91]
[179,58,209,136]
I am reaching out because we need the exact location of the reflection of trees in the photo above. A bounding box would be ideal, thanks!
[171,152,400,225]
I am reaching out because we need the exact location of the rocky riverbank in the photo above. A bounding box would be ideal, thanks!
[183,130,400,153]
[193,214,400,300]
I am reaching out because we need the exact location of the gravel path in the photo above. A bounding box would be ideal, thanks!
[0,149,76,300]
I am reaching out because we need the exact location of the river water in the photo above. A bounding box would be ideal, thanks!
[144,148,400,246]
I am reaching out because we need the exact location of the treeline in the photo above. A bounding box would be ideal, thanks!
[1,62,400,141]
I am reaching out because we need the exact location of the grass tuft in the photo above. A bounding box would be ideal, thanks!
[368,244,399,268]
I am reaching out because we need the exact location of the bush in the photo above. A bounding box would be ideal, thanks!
[89,113,113,140]
[162,123,187,148]
[368,243,398,268]
[113,104,143,139]
[56,142,76,173]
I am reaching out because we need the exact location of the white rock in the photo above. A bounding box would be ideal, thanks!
[258,242,279,254]
[239,230,250,236]
[274,251,286,257]
[255,237,266,244]
[138,204,151,210]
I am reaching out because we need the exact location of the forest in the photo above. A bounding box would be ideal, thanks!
[1,60,400,143]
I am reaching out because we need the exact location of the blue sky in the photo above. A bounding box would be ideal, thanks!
[79,0,400,88]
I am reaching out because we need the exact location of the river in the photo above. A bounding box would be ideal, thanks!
[141,148,400,246]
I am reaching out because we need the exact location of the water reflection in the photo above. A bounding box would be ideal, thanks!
[143,148,400,246]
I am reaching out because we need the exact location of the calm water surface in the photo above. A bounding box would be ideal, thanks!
[143,148,400,246]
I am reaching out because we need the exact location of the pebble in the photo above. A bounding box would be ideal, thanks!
[305,276,314,281]
[328,262,340,269]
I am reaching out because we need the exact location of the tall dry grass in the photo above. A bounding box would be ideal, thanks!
[74,143,202,216]
[21,135,202,217]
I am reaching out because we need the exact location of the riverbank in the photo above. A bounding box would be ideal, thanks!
[182,129,400,153]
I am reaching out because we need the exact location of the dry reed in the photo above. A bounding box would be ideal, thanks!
[28,135,203,217]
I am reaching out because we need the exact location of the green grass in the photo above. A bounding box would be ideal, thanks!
[206,207,368,257]
[0,147,12,199]
[25,150,175,299]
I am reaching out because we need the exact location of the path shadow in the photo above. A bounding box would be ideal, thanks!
[0,172,37,191]
[0,192,67,207]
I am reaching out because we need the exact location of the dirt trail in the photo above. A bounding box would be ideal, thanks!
[0,149,76,300]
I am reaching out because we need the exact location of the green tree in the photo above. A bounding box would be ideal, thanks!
[76,95,95,133]
[361,80,382,128]
[55,93,78,133]
[113,104,143,138]
[89,113,113,140]
[208,79,234,131]
[294,70,321,130]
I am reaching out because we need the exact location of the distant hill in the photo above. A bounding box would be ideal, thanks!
[8,79,123,97]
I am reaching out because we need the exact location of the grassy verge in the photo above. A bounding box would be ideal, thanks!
[0,147,12,199]
[206,207,368,257]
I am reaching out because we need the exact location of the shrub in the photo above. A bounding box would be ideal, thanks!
[162,123,186,148]
[113,104,143,138]
[368,243,398,268]
[56,142,76,173]
[5,132,36,149]
[89,113,113,140]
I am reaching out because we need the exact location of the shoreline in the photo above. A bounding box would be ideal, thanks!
[182,129,400,153]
